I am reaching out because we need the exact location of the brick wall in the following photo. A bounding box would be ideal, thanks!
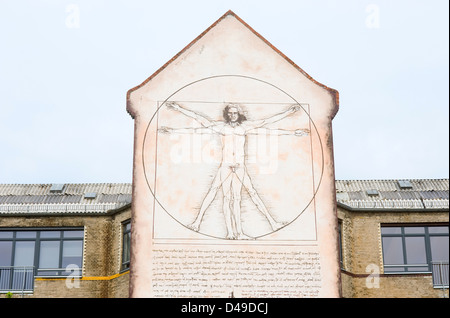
[0,208,131,298]
[338,206,449,298]
[1,205,447,298]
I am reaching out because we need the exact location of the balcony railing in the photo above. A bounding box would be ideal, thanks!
[432,261,449,288]
[1,266,82,294]
[0,266,35,294]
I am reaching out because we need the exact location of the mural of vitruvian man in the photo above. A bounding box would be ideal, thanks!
[157,101,310,240]
[127,11,341,298]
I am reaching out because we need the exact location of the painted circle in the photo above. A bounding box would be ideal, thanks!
[142,75,324,239]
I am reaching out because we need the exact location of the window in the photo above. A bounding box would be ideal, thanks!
[338,220,344,269]
[0,228,84,277]
[381,225,449,273]
[121,221,131,271]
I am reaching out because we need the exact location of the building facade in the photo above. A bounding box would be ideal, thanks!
[0,179,448,298]
[126,10,341,298]
[336,179,449,298]
[0,183,131,298]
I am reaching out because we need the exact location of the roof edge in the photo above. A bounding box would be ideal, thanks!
[226,11,339,117]
[126,10,339,119]
[337,201,449,213]
[126,10,233,118]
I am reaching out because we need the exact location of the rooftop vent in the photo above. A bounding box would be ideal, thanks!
[398,180,413,189]
[84,192,97,199]
[366,189,379,196]
[49,184,65,193]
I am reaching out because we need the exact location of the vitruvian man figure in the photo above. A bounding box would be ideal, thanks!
[159,102,309,240]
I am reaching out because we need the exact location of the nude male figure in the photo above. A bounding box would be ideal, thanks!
[160,102,308,239]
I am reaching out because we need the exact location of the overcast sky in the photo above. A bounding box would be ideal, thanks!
[0,0,448,184]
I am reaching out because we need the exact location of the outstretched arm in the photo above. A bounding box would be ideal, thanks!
[246,104,301,130]
[158,126,222,135]
[166,101,215,127]
[247,127,310,136]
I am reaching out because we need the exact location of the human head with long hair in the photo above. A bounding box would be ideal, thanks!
[223,104,247,124]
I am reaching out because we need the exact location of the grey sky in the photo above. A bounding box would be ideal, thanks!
[0,0,448,184]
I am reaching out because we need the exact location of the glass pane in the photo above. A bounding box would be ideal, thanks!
[123,233,130,263]
[0,231,13,239]
[16,231,36,239]
[14,241,35,266]
[384,266,406,273]
[428,226,449,234]
[382,237,404,265]
[430,236,449,262]
[381,227,402,235]
[63,230,84,238]
[37,270,59,276]
[124,222,131,232]
[405,237,427,264]
[40,231,61,238]
[404,227,425,234]
[0,241,13,266]
[406,266,429,272]
[62,240,83,268]
[39,241,60,269]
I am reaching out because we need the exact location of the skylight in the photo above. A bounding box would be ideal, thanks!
[49,184,65,193]
[84,192,97,199]
[398,180,413,189]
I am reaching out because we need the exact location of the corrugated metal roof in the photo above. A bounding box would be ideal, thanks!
[0,179,448,214]
[336,179,449,210]
[0,183,132,215]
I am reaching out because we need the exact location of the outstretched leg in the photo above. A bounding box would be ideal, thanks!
[188,168,230,231]
[231,167,253,240]
[221,168,236,239]
[241,169,286,231]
